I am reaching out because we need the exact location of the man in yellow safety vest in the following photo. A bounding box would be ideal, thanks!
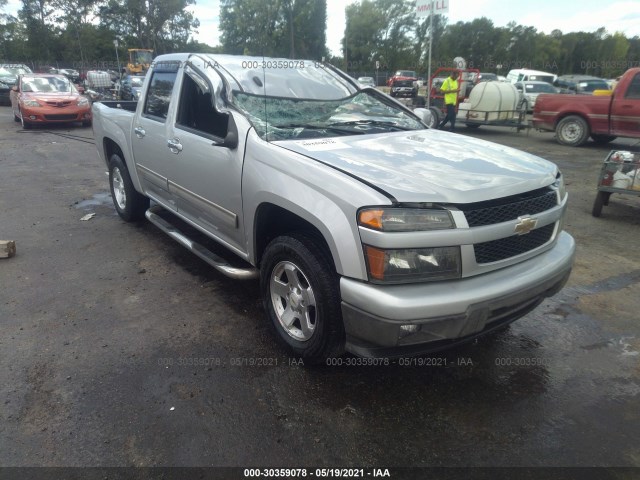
[438,71,460,132]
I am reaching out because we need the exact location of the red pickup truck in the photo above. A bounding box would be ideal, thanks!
[532,68,640,146]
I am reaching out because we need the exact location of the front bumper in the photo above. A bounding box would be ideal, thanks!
[391,87,416,96]
[340,231,575,357]
[21,106,92,124]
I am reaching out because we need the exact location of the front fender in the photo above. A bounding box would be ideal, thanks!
[241,131,390,279]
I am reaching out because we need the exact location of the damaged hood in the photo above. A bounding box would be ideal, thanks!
[274,129,558,204]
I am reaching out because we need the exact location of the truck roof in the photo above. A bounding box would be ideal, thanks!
[153,53,359,100]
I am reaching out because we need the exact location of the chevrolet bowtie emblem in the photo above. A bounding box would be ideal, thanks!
[514,217,538,235]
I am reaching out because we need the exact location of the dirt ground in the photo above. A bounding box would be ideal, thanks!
[1,106,639,477]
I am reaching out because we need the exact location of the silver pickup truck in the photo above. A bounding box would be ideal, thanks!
[92,53,575,361]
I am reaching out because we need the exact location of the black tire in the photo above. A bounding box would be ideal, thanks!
[82,120,92,127]
[556,115,589,147]
[108,153,149,221]
[390,91,396,97]
[14,114,20,123]
[592,191,606,217]
[260,233,345,363]
[427,107,441,129]
[591,134,617,144]
[465,123,481,129]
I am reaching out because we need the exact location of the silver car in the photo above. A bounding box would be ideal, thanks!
[514,80,558,112]
[357,76,376,88]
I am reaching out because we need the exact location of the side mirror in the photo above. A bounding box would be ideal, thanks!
[223,131,238,149]
[413,107,433,127]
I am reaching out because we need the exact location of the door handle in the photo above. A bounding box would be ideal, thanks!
[167,138,183,154]
[134,126,146,138]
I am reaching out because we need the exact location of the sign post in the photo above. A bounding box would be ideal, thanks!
[416,0,450,108]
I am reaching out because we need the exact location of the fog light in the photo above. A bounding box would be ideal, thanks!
[84,113,90,119]
[399,324,420,339]
[400,324,419,332]
[29,115,36,120]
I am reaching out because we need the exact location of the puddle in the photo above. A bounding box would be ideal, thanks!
[73,192,113,209]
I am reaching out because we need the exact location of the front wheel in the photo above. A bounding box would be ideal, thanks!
[108,153,149,221]
[556,115,589,147]
[260,234,345,363]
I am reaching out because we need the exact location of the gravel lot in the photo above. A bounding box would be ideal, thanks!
[1,105,639,477]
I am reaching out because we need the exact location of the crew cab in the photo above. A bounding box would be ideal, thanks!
[533,68,640,146]
[92,53,575,361]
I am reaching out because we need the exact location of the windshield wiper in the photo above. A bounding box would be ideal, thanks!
[273,123,365,135]
[328,119,412,131]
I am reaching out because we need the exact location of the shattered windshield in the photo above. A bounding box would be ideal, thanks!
[232,90,425,141]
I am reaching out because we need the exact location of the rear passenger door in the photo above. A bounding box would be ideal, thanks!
[611,72,640,137]
[131,63,180,209]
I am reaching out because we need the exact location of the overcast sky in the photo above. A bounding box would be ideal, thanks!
[6,0,640,55]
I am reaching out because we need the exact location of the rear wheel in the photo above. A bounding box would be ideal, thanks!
[108,153,149,221]
[427,107,441,129]
[556,115,589,147]
[260,233,345,363]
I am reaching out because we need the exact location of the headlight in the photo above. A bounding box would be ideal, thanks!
[77,97,89,106]
[364,246,461,283]
[359,208,454,231]
[23,99,41,107]
[554,172,566,201]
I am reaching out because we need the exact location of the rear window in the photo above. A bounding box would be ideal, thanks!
[625,73,640,99]
[143,71,178,121]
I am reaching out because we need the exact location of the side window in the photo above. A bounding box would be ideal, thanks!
[624,73,640,99]
[143,71,178,121]
[176,71,229,139]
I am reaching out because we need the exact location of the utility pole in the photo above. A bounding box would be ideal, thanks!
[427,0,434,107]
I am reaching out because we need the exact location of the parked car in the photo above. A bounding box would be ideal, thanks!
[0,67,18,105]
[387,69,418,97]
[119,75,145,100]
[514,80,558,112]
[554,75,609,94]
[91,53,575,361]
[10,74,92,129]
[1,64,33,104]
[0,63,33,75]
[357,76,376,88]
[507,69,557,84]
[533,67,640,146]
[478,72,498,82]
[56,68,81,83]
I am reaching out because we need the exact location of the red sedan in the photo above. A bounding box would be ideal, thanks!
[10,74,92,129]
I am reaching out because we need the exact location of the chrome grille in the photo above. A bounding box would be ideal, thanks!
[474,224,555,264]
[45,101,72,108]
[461,189,557,227]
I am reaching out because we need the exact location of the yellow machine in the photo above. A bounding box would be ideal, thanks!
[127,49,153,74]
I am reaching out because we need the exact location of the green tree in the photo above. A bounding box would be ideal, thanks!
[99,0,199,53]
[219,0,327,59]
